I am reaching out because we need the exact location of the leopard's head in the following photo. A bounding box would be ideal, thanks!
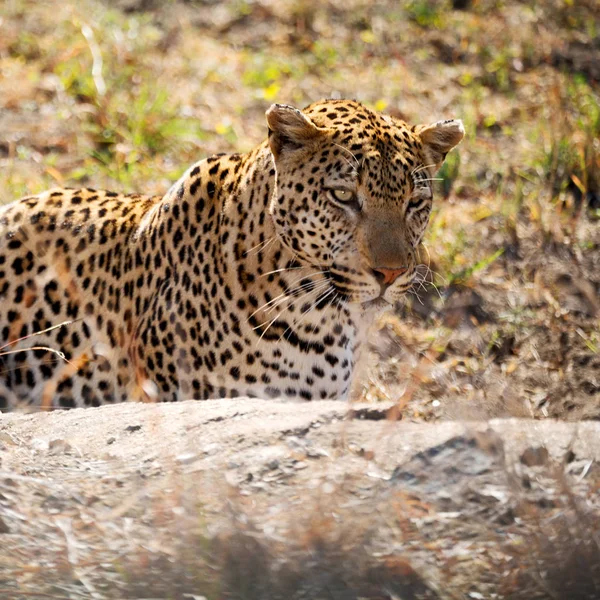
[266,99,464,307]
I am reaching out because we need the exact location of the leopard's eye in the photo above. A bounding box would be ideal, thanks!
[328,188,356,203]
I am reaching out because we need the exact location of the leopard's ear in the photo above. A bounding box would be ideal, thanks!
[266,104,328,159]
[417,119,465,171]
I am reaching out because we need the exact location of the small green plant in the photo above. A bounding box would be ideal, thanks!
[539,76,600,205]
[405,0,446,28]
[483,47,514,92]
[436,150,461,198]
[449,248,505,286]
[242,55,296,97]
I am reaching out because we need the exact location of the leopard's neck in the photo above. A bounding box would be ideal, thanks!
[226,147,372,387]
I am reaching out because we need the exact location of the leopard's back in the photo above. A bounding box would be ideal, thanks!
[0,188,160,408]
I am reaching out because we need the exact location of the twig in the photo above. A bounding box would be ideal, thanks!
[0,591,71,599]
[55,519,104,599]
[0,347,70,364]
[81,23,106,97]
[0,472,59,486]
[0,319,79,351]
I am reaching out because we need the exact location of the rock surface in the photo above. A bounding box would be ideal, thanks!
[1,400,600,598]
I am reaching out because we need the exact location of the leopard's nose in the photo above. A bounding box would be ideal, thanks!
[372,266,409,286]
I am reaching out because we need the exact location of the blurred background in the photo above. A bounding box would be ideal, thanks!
[1,0,599,419]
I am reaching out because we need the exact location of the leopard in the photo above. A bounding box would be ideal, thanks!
[0,99,463,410]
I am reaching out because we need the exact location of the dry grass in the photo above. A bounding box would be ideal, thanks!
[1,0,599,419]
[122,520,439,600]
[91,452,600,599]
[502,467,600,599]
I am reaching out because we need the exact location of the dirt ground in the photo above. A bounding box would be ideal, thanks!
[1,0,599,597]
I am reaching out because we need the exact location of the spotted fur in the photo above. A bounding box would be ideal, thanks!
[0,100,463,409]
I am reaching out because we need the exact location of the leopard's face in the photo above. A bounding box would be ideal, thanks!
[266,100,464,307]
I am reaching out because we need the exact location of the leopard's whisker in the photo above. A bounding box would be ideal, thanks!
[412,272,428,287]
[264,280,331,316]
[430,270,448,285]
[332,143,360,170]
[411,163,437,176]
[254,282,332,344]
[333,293,346,327]
[261,273,329,310]
[407,289,425,306]
[259,265,314,278]
[416,255,449,287]
[429,280,444,300]
[250,274,320,314]
[278,286,336,342]
[337,155,359,176]
[249,276,330,320]
[244,236,276,257]
[415,268,445,300]
[288,288,335,332]
[421,244,432,267]
[306,291,339,335]
[255,312,282,344]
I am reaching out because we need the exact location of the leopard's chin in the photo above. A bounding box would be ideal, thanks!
[360,297,390,312]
